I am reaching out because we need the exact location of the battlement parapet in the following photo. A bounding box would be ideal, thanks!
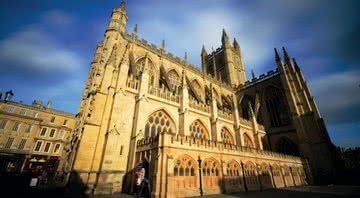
[136,133,303,163]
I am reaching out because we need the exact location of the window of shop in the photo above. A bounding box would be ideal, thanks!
[4,137,14,149]
[25,124,32,133]
[49,129,56,138]
[12,122,21,132]
[19,109,26,116]
[44,142,51,153]
[34,141,42,152]
[4,106,15,113]
[33,112,38,118]
[18,139,27,150]
[58,130,64,139]
[54,144,61,153]
[40,128,47,136]
[0,120,7,129]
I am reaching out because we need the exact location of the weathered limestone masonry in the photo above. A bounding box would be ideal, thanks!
[69,1,337,197]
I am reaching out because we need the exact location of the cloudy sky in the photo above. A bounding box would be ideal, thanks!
[0,0,359,147]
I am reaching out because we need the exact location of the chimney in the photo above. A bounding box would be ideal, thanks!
[46,101,52,109]
[4,90,14,101]
[32,100,43,108]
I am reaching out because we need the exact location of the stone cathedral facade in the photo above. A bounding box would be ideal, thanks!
[68,2,337,197]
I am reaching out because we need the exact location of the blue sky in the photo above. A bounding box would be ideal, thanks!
[0,0,359,148]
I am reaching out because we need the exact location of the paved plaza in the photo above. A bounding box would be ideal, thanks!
[7,185,360,198]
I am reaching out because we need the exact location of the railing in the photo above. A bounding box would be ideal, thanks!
[239,117,253,126]
[258,124,265,131]
[218,110,233,121]
[189,98,210,113]
[126,78,139,90]
[137,133,302,161]
[148,87,180,103]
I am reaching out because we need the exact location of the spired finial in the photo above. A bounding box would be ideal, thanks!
[251,69,256,79]
[274,48,281,62]
[184,51,188,61]
[233,38,240,49]
[120,0,125,8]
[201,45,207,55]
[293,58,300,71]
[222,28,228,39]
[134,24,138,34]
[282,47,291,63]
[162,39,165,50]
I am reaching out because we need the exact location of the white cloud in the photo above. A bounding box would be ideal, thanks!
[309,69,360,124]
[0,26,85,73]
[43,10,75,27]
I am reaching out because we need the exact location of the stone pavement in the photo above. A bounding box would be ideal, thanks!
[190,186,360,198]
[7,185,360,198]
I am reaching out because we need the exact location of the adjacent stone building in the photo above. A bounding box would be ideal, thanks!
[0,93,75,185]
[70,1,337,197]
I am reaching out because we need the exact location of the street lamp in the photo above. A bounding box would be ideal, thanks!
[197,157,203,196]
[257,164,263,191]
[240,161,248,192]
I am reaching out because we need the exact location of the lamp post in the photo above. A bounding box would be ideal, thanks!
[197,157,203,196]
[269,164,276,189]
[240,161,248,192]
[257,164,263,191]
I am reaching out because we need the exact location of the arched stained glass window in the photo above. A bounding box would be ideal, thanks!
[136,57,156,86]
[189,120,209,140]
[244,162,256,177]
[173,155,197,177]
[243,133,254,148]
[167,69,180,92]
[265,86,291,127]
[226,160,241,177]
[221,127,234,144]
[202,158,221,177]
[144,110,175,137]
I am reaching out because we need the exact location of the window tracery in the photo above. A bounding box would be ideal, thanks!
[221,127,234,144]
[243,133,254,148]
[144,110,175,137]
[226,160,241,177]
[173,155,197,177]
[202,158,220,177]
[167,69,180,92]
[265,86,291,127]
[189,120,209,140]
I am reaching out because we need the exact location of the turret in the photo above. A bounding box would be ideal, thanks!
[221,28,231,48]
[201,45,207,74]
[282,47,293,68]
[107,0,128,33]
[233,38,240,52]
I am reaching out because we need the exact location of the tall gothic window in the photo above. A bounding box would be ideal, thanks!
[190,80,203,100]
[240,95,254,120]
[244,162,256,177]
[144,110,175,138]
[136,57,156,87]
[189,120,209,140]
[221,127,234,144]
[202,158,221,177]
[276,137,300,156]
[265,86,291,127]
[173,155,197,177]
[243,133,254,148]
[226,160,241,177]
[167,69,180,93]
[272,164,281,176]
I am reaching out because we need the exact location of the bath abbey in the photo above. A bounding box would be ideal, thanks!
[67,1,338,197]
